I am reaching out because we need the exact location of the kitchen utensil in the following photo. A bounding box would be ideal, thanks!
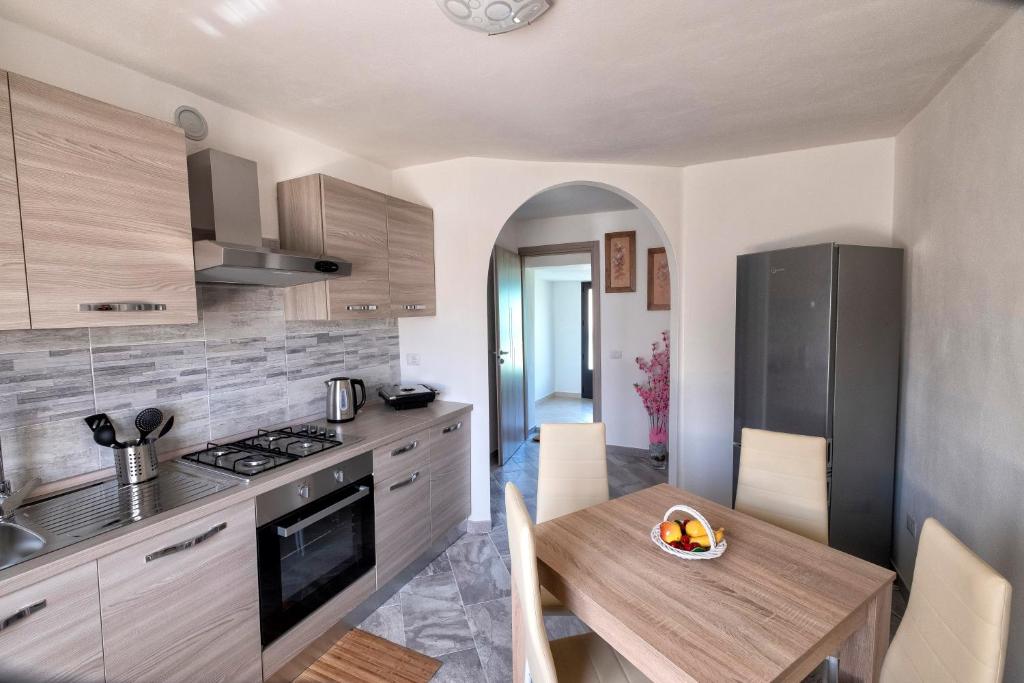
[84,413,110,433]
[378,384,438,411]
[93,423,124,449]
[325,377,366,423]
[134,408,164,443]
[155,415,175,440]
[113,440,160,486]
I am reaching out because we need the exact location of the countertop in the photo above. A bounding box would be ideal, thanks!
[0,400,472,596]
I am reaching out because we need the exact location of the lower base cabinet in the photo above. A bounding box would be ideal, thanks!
[98,500,262,683]
[0,562,104,682]
[429,418,471,543]
[375,461,431,587]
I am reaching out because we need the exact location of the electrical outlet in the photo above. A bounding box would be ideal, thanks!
[609,350,623,360]
[905,513,916,538]
[406,353,420,366]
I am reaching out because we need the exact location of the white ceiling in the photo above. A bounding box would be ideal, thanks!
[0,0,1013,168]
[510,185,636,221]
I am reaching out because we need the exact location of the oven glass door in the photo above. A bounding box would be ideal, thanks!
[257,474,375,646]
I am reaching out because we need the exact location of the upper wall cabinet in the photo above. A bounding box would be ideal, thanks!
[0,72,30,330]
[387,196,435,317]
[8,73,198,329]
[278,174,436,321]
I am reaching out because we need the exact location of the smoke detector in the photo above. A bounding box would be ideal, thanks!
[435,0,550,35]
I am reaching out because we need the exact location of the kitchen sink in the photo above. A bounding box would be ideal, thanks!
[0,522,46,571]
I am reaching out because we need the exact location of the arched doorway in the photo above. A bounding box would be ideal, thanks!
[486,181,677,524]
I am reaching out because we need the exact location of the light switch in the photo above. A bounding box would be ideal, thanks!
[609,350,623,360]
[406,353,421,366]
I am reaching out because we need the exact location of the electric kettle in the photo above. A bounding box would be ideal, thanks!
[325,377,366,423]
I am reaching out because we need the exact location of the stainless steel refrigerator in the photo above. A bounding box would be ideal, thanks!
[733,243,903,566]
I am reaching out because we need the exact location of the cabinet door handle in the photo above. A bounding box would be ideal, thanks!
[389,471,420,491]
[146,522,227,562]
[79,302,167,312]
[391,440,419,457]
[346,304,379,311]
[442,421,463,434]
[403,304,426,311]
[0,599,46,633]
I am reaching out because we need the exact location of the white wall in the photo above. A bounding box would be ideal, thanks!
[0,17,392,238]
[680,138,896,504]
[892,10,1024,678]
[551,281,583,395]
[501,209,671,449]
[393,161,684,524]
[530,277,555,400]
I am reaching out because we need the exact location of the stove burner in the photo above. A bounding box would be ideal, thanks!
[179,423,349,480]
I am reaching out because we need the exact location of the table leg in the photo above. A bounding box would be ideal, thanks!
[512,575,526,683]
[838,584,892,683]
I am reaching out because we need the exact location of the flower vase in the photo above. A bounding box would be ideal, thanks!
[648,442,667,470]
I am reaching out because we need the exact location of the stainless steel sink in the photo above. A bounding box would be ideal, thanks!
[0,522,46,571]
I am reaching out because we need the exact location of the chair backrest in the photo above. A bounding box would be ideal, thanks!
[734,427,829,544]
[881,518,1012,683]
[505,482,558,683]
[536,422,609,524]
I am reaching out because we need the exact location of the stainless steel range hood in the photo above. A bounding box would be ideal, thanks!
[187,149,351,286]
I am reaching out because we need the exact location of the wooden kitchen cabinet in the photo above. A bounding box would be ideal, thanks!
[278,174,436,321]
[374,453,431,587]
[8,73,197,329]
[387,196,436,317]
[97,500,262,683]
[429,417,471,543]
[278,174,390,321]
[0,71,30,330]
[0,561,105,682]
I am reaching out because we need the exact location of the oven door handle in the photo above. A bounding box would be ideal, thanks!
[276,485,370,538]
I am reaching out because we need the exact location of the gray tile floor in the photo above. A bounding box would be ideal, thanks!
[359,439,667,682]
[533,395,593,425]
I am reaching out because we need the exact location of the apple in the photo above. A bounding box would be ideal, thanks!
[659,521,683,544]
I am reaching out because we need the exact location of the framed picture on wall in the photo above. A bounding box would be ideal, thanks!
[647,247,670,310]
[604,230,636,293]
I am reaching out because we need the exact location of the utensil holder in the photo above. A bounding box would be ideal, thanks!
[113,440,160,486]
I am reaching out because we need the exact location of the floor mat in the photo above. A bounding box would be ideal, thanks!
[294,628,442,683]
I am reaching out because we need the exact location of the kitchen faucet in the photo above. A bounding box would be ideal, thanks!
[0,442,40,520]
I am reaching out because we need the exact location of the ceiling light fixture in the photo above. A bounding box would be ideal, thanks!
[435,0,551,35]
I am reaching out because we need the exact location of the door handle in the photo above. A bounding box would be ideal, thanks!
[389,471,420,491]
[391,440,419,457]
[146,522,227,562]
[0,599,46,633]
[276,486,370,538]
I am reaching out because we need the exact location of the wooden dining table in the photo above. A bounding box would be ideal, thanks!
[513,483,895,683]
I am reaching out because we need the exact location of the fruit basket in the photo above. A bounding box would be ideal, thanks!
[650,504,727,560]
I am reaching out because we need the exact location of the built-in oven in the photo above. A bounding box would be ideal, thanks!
[256,451,375,647]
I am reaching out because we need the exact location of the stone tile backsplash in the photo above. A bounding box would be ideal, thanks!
[0,285,400,489]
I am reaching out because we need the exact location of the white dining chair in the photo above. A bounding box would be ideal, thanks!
[505,483,650,683]
[734,427,829,544]
[879,518,1011,683]
[535,422,609,615]
[536,422,609,524]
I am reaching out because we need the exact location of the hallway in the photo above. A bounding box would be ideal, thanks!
[533,395,593,425]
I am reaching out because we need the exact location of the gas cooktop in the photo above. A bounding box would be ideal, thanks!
[179,422,362,480]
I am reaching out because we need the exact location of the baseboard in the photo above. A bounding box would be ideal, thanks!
[467,518,492,534]
[552,391,582,399]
